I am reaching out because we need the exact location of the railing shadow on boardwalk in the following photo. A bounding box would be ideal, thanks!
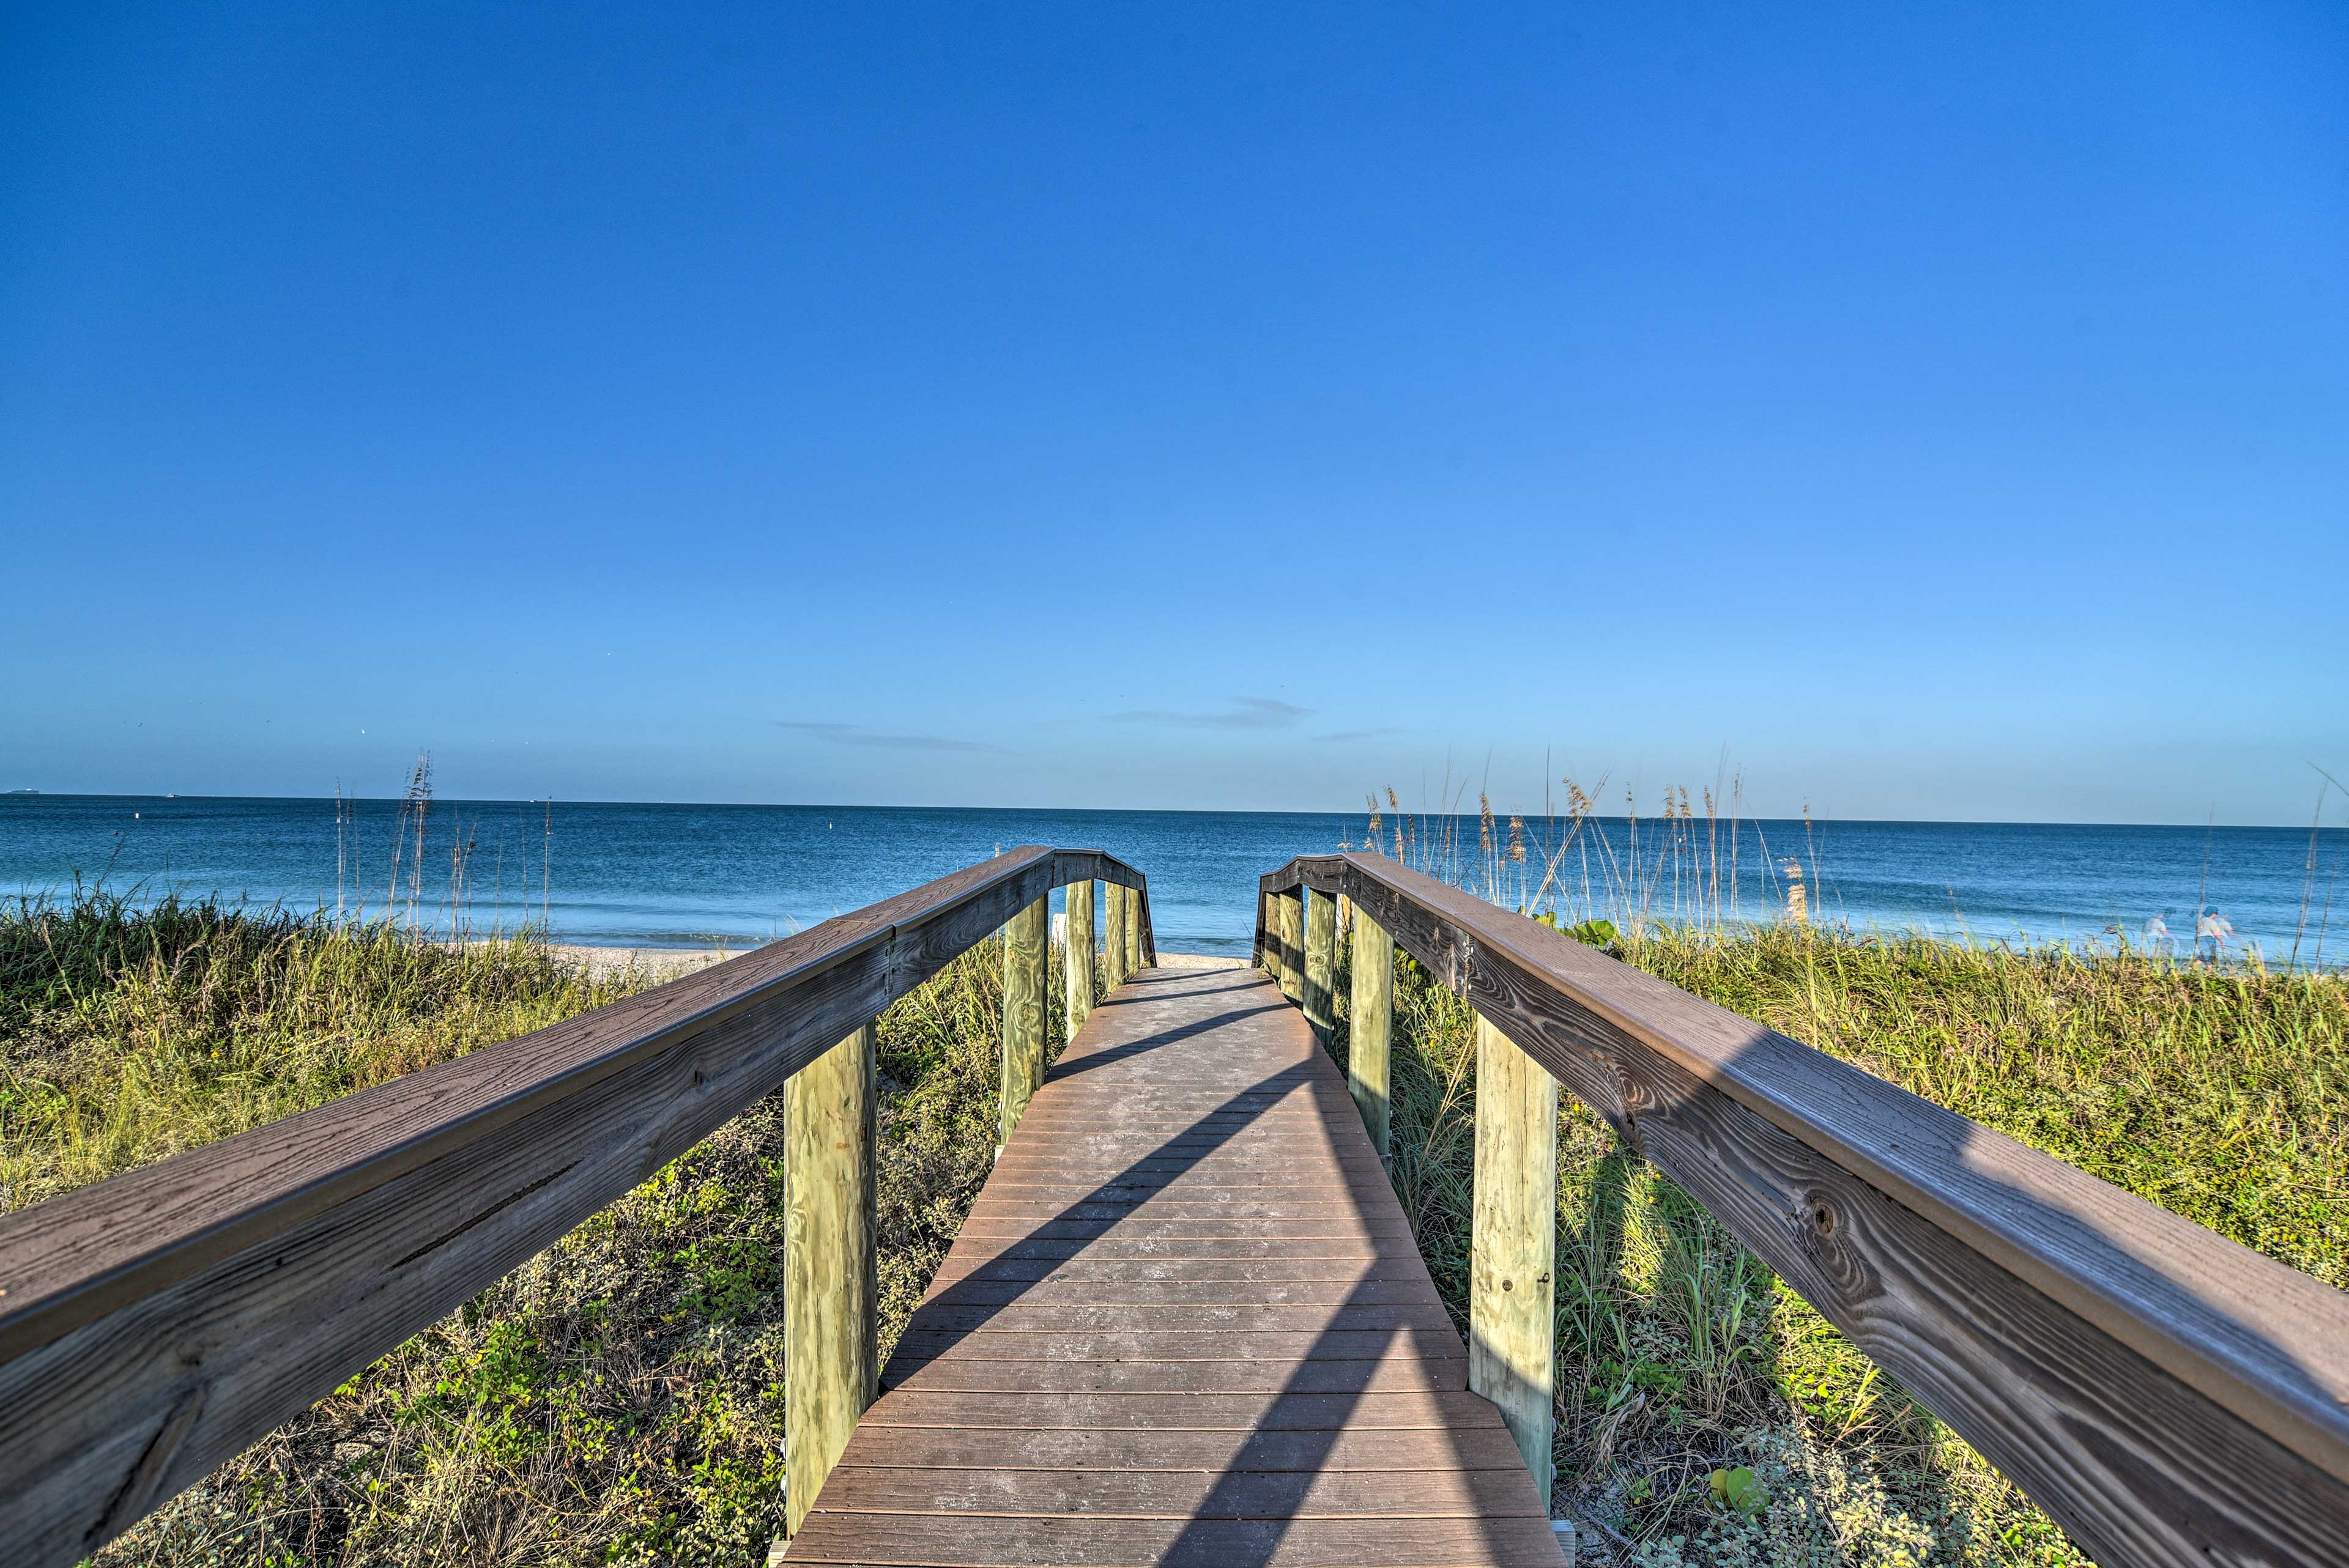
[881,965,1537,1566]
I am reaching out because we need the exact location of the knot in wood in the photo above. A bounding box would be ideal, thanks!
[1791,1186,1880,1306]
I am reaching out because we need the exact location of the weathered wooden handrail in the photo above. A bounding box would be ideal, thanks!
[1258,851,2349,1568]
[0,846,1150,1568]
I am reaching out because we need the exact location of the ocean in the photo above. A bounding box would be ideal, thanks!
[1,794,2341,966]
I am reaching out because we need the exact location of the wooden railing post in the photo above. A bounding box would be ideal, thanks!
[1304,888,1336,1041]
[1265,892,1285,991]
[1064,879,1096,1037]
[1000,895,1048,1148]
[783,1021,878,1539]
[1348,908,1393,1161]
[1126,883,1140,982]
[1104,883,1129,989]
[1278,892,1304,1002]
[1470,1011,1557,1509]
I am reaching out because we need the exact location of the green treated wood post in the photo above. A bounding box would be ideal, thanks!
[1304,887,1336,1040]
[1470,1011,1558,1508]
[1348,908,1393,1161]
[1124,884,1140,986]
[1269,893,1287,996]
[782,1021,878,1540]
[1264,892,1285,993]
[1064,879,1096,1037]
[1000,895,1048,1147]
[1258,893,1277,976]
[1278,892,1304,1002]
[1104,883,1129,989]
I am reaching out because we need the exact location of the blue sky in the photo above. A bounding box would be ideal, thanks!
[4,3,2343,823]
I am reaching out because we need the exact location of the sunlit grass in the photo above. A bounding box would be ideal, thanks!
[0,891,631,1214]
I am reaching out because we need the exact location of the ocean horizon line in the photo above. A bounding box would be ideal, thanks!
[4,790,2338,836]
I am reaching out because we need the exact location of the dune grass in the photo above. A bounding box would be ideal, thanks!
[0,893,1030,1567]
[1331,919,2347,1567]
[1,892,630,1215]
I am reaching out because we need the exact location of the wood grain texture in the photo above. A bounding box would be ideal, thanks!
[785,1512,1570,1566]
[785,964,1563,1567]
[907,1303,1459,1334]
[1000,895,1049,1147]
[784,1022,879,1537]
[1123,883,1143,975]
[1064,879,1096,1037]
[1261,852,2349,1568]
[1348,909,1394,1161]
[1469,1013,1557,1508]
[1049,852,1146,895]
[879,1356,1467,1396]
[812,1463,1546,1518]
[857,1388,1510,1432]
[0,846,1146,1568]
[1286,892,1306,1002]
[820,1420,1526,1470]
[1304,887,1337,1041]
[1105,884,1130,991]
[1272,891,1303,1002]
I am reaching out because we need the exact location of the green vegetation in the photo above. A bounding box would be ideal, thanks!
[0,893,1025,1566]
[9,883,2343,1567]
[1332,920,2348,1567]
[2,892,629,1213]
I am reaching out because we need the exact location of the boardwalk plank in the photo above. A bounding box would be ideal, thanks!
[918,1278,1445,1309]
[888,1328,1469,1363]
[786,1512,1569,1566]
[812,1464,1549,1518]
[831,1424,1526,1471]
[952,1218,1416,1241]
[856,1389,1513,1433]
[923,1257,1439,1286]
[879,1355,1467,1396]
[909,1304,1460,1334]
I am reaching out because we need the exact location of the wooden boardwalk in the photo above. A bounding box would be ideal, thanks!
[784,963,1566,1566]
